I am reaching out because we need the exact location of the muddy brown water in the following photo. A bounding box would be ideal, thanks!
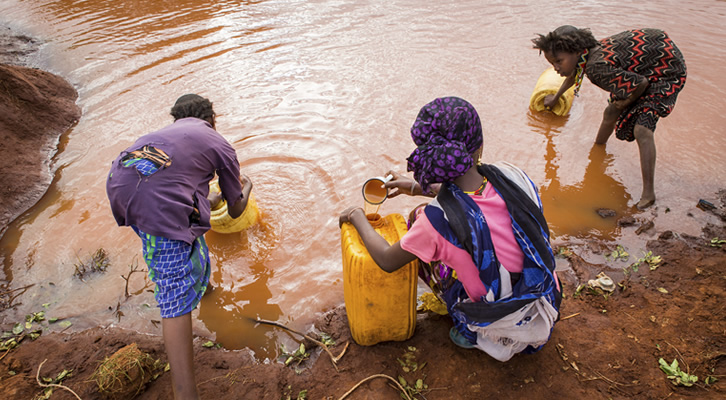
[1,0,724,361]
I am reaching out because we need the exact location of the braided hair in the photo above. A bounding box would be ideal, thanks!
[170,94,215,122]
[531,25,599,55]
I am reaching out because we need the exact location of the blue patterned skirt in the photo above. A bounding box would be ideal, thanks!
[132,226,210,318]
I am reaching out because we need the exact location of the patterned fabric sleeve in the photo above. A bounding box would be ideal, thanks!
[586,50,647,101]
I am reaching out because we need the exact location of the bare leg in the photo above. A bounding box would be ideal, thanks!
[596,103,621,144]
[633,124,656,209]
[162,313,199,400]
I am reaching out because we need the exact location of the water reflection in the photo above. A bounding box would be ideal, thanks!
[200,219,283,360]
[529,111,631,240]
[198,269,283,360]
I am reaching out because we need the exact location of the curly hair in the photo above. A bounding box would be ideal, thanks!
[532,25,599,55]
[170,94,215,122]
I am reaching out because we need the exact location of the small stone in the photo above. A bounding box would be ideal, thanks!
[617,216,636,227]
[636,220,655,235]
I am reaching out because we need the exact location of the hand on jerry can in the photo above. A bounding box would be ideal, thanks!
[529,67,576,116]
[341,213,417,346]
[208,178,259,233]
[543,94,558,109]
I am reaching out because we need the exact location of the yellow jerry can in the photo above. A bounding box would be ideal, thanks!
[529,67,576,116]
[208,179,259,233]
[341,213,417,346]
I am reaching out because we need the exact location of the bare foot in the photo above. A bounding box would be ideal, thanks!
[636,198,655,210]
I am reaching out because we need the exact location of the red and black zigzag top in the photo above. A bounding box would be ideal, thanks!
[586,28,686,104]
[585,29,687,140]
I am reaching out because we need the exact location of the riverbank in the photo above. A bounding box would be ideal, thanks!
[0,26,80,240]
[0,221,724,399]
[1,29,724,400]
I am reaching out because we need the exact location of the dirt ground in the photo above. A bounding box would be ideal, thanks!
[0,222,724,400]
[1,29,725,400]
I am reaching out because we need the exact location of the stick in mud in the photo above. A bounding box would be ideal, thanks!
[250,318,348,371]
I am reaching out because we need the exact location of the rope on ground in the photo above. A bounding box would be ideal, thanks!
[337,373,413,400]
[35,359,82,400]
[253,318,348,372]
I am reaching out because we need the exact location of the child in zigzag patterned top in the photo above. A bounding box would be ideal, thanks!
[532,26,687,210]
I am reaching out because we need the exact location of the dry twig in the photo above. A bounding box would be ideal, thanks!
[120,259,144,298]
[665,340,690,373]
[623,311,645,330]
[555,343,632,395]
[592,371,633,387]
[338,374,413,400]
[198,365,253,387]
[35,359,82,400]
[0,283,34,298]
[253,318,348,372]
[560,312,580,321]
[0,283,34,309]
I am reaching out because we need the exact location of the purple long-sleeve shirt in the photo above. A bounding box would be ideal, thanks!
[106,117,243,244]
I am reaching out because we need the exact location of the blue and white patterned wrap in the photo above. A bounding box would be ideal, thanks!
[132,226,210,318]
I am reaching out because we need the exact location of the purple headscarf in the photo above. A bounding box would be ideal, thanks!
[406,97,483,193]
